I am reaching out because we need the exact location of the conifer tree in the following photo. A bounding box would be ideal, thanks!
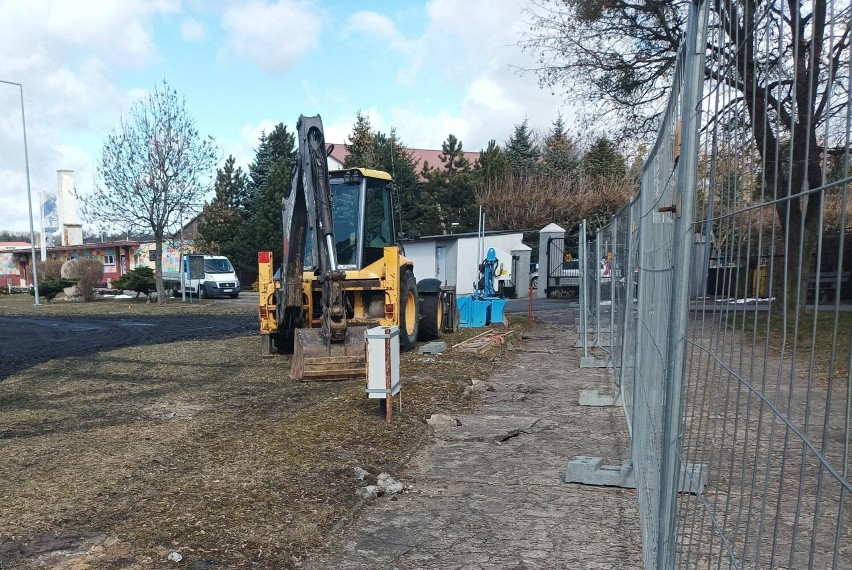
[475,140,509,184]
[342,114,428,237]
[542,115,581,180]
[239,124,297,270]
[421,134,478,234]
[344,111,377,169]
[196,155,248,257]
[505,119,541,177]
[581,136,627,181]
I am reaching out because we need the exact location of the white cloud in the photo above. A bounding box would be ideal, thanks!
[221,0,322,74]
[217,119,281,176]
[341,0,569,151]
[346,11,414,55]
[181,18,207,42]
[0,0,178,232]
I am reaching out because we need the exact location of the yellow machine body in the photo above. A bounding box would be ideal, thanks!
[258,164,425,381]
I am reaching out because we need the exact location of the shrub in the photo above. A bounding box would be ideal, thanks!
[113,266,156,301]
[38,259,65,280]
[30,277,78,302]
[63,258,104,301]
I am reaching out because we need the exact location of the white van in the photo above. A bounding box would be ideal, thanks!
[172,254,241,299]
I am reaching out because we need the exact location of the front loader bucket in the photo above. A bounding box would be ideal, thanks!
[291,326,367,381]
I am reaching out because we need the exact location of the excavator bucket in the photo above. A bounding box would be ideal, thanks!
[291,326,368,381]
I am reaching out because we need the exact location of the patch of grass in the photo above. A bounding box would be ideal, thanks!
[0,291,255,316]
[0,317,529,568]
[738,309,852,382]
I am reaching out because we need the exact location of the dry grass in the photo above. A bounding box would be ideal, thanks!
[0,291,255,317]
[0,298,526,569]
[739,309,852,382]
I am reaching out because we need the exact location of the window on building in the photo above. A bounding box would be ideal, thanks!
[104,254,115,265]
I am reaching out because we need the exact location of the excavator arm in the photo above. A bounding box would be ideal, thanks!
[276,115,365,380]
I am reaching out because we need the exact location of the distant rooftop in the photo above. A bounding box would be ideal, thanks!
[326,144,480,179]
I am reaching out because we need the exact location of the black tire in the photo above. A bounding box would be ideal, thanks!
[230,293,239,299]
[418,291,444,341]
[399,271,419,351]
[530,276,538,290]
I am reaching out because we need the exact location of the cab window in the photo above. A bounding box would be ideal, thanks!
[364,179,394,248]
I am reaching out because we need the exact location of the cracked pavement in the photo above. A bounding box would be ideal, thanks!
[305,302,643,569]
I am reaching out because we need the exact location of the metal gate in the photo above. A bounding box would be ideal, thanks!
[545,228,581,297]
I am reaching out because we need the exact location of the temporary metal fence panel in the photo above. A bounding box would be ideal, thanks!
[587,227,599,344]
[671,1,852,568]
[613,9,695,563]
[579,220,608,365]
[596,222,615,356]
[578,219,590,357]
[572,2,851,568]
[610,199,638,412]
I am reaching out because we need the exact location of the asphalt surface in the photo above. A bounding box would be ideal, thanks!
[0,311,256,382]
[0,293,563,383]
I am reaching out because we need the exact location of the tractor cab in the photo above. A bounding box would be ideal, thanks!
[304,168,397,271]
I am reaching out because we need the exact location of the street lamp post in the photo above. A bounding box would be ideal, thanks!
[1,79,40,305]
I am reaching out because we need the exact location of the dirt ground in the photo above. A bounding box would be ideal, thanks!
[0,293,520,569]
[304,303,643,569]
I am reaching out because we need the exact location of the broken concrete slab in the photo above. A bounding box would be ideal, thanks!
[426,413,556,443]
[417,341,447,354]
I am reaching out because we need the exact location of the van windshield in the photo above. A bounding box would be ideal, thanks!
[204,259,234,273]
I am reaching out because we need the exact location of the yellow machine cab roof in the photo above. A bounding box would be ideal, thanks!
[330,167,392,181]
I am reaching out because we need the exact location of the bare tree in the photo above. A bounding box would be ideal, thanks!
[521,0,851,309]
[476,171,636,231]
[81,80,218,303]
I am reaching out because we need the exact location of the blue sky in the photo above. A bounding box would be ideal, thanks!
[0,0,569,233]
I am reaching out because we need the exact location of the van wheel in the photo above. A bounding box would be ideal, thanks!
[399,271,419,351]
[418,291,445,341]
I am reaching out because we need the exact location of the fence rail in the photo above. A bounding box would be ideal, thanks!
[573,1,852,567]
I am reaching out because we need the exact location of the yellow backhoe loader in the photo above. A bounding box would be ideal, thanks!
[258,114,447,380]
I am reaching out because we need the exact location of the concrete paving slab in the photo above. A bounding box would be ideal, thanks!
[305,304,643,569]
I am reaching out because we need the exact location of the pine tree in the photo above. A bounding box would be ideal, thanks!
[542,115,581,180]
[420,134,478,234]
[438,134,470,174]
[505,119,541,177]
[239,124,297,270]
[196,155,248,257]
[342,113,430,237]
[344,111,377,169]
[373,129,423,238]
[581,136,627,181]
[474,140,509,184]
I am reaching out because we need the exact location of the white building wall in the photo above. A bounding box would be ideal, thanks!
[401,232,525,295]
[402,241,438,281]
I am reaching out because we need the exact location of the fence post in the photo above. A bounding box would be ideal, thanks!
[609,218,617,359]
[618,197,634,397]
[657,1,708,567]
[595,231,602,345]
[579,219,588,359]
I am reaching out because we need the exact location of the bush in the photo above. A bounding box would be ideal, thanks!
[113,266,156,301]
[30,277,78,302]
[63,258,104,302]
[38,259,65,280]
